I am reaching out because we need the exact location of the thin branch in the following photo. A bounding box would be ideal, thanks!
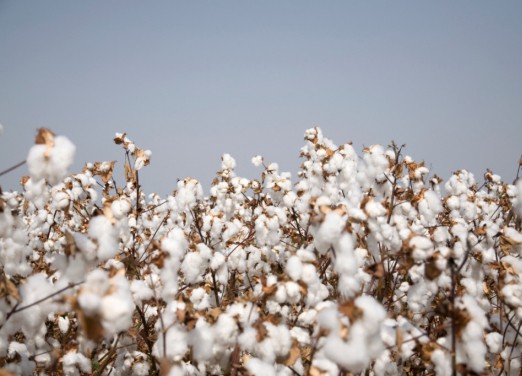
[0,160,26,177]
[4,281,84,325]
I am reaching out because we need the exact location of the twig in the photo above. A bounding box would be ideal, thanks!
[0,160,26,177]
[3,281,84,326]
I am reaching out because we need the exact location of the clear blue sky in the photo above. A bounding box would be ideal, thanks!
[1,1,521,195]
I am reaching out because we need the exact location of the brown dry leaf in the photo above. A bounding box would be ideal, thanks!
[93,161,116,184]
[135,148,151,167]
[176,308,186,323]
[309,366,329,376]
[159,358,173,376]
[113,133,126,145]
[35,128,55,146]
[70,295,105,341]
[124,161,136,183]
[262,284,278,297]
[0,275,20,302]
[338,300,363,321]
[102,199,116,224]
[254,321,268,342]
[63,231,78,257]
[474,226,487,237]
[0,369,14,376]
[333,205,347,216]
[495,354,504,369]
[78,311,104,342]
[396,328,403,349]
[319,205,332,215]
[500,231,522,255]
[454,309,471,338]
[207,307,222,323]
[425,258,442,280]
[365,262,385,278]
[281,340,300,366]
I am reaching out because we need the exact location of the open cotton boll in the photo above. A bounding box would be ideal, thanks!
[251,155,264,167]
[409,236,433,261]
[286,255,303,281]
[18,274,56,337]
[181,251,206,284]
[100,277,134,336]
[431,349,451,376]
[221,153,236,170]
[130,279,153,305]
[111,198,132,219]
[175,178,203,210]
[152,325,188,361]
[88,215,118,261]
[246,358,275,376]
[485,332,503,353]
[314,212,344,254]
[58,316,70,334]
[134,150,151,170]
[27,135,76,185]
[62,351,92,376]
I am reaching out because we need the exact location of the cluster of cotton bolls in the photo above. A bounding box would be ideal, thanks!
[0,127,521,375]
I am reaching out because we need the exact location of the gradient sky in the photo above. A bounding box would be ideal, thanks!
[1,1,521,195]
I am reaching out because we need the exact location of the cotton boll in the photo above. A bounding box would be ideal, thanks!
[461,321,487,373]
[323,325,369,373]
[27,135,76,185]
[153,325,188,361]
[246,358,275,376]
[210,252,225,271]
[52,190,70,210]
[431,349,451,376]
[161,229,188,260]
[130,280,153,305]
[409,236,433,261]
[365,201,387,218]
[238,326,258,352]
[62,351,92,376]
[314,212,344,254]
[190,319,215,363]
[213,313,238,345]
[486,332,503,353]
[111,198,132,219]
[181,251,206,284]
[78,292,101,316]
[251,155,264,167]
[101,293,133,336]
[221,154,236,170]
[286,256,303,281]
[88,215,118,261]
[58,316,70,334]
[18,274,56,337]
[190,287,211,311]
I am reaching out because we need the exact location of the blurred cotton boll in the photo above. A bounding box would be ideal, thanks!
[26,129,76,185]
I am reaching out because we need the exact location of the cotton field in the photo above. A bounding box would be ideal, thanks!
[0,127,521,375]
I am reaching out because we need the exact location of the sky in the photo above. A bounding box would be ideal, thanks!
[1,1,521,196]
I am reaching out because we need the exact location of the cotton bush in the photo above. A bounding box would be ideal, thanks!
[0,127,521,375]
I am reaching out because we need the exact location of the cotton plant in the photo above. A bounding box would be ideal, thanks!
[1,127,522,375]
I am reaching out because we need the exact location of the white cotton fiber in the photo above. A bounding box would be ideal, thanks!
[27,135,76,185]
